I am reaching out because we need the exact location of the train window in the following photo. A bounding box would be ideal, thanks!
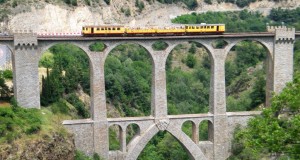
[108,28,111,30]
[113,28,115,30]
[101,28,104,30]
[97,28,100,30]
[185,26,188,29]
[117,28,120,30]
[212,26,214,29]
[196,27,199,29]
[201,26,203,29]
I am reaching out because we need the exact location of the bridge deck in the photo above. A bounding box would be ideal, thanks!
[0,32,277,41]
[1,32,299,41]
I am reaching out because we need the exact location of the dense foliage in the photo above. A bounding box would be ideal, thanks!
[138,131,190,160]
[89,42,106,52]
[105,44,152,117]
[167,44,211,114]
[269,7,300,30]
[40,43,90,118]
[0,70,13,100]
[226,41,267,111]
[230,72,300,159]
[172,10,268,32]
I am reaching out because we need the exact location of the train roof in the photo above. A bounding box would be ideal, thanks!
[83,25,124,28]
[184,24,225,26]
[82,24,225,28]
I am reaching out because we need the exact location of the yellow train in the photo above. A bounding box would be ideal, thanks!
[82,24,225,36]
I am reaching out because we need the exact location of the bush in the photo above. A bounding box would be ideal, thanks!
[65,93,90,118]
[50,99,70,114]
[84,0,91,6]
[172,10,269,32]
[204,0,212,4]
[182,0,198,10]
[186,54,196,68]
[89,42,106,52]
[0,107,42,143]
[104,0,110,5]
[3,70,13,79]
[152,41,168,51]
[63,0,77,6]
[125,8,131,17]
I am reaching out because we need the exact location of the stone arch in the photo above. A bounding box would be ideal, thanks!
[104,42,154,117]
[126,124,207,160]
[165,40,215,62]
[109,124,123,151]
[38,42,93,64]
[165,40,214,115]
[126,123,141,146]
[125,122,141,133]
[224,38,273,59]
[37,42,93,116]
[102,41,155,64]
[199,120,213,142]
[224,39,271,111]
[181,120,198,143]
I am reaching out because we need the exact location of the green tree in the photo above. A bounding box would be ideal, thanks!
[186,54,196,68]
[230,73,300,159]
[188,43,196,54]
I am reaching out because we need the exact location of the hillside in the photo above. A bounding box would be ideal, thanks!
[0,0,299,33]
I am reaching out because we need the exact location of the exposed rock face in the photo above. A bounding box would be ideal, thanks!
[0,132,75,160]
[3,0,300,34]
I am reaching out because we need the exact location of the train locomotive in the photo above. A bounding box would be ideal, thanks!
[82,24,225,36]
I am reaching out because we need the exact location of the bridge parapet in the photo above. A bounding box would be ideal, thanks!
[267,25,295,42]
[13,30,37,47]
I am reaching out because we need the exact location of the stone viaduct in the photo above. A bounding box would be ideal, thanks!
[0,26,299,160]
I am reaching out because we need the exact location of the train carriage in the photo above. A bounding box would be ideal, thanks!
[185,24,225,34]
[82,24,225,36]
[82,25,125,36]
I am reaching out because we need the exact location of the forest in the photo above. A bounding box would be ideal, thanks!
[0,7,300,160]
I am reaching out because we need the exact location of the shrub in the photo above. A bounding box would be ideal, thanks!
[89,42,106,52]
[3,70,13,79]
[204,0,212,4]
[152,41,168,51]
[186,54,196,68]
[85,0,91,6]
[65,93,90,118]
[51,99,70,114]
[104,0,110,5]
[0,107,42,143]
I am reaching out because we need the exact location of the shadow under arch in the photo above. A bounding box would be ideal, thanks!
[224,39,271,111]
[109,124,123,151]
[38,42,92,117]
[199,119,214,142]
[0,44,14,99]
[125,124,207,160]
[165,40,214,115]
[104,42,154,117]
[182,120,200,143]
